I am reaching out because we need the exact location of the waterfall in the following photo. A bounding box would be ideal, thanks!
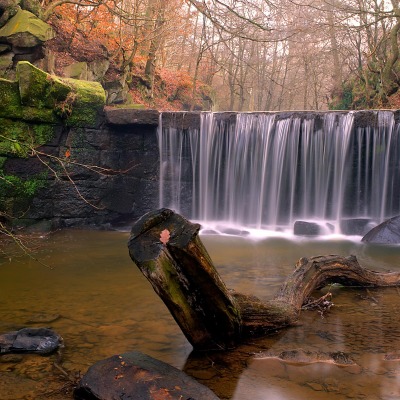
[158,111,400,236]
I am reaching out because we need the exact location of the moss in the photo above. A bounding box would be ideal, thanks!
[0,78,59,123]
[0,63,106,127]
[57,77,106,128]
[17,61,71,108]
[0,118,55,157]
[0,156,6,168]
[0,171,47,215]
[0,9,54,44]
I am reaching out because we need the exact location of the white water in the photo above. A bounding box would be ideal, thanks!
[158,111,400,237]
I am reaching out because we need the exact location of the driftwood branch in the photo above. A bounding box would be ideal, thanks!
[128,209,400,350]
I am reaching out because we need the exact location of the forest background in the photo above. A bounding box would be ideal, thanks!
[4,0,400,112]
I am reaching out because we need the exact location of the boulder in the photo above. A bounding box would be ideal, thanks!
[362,215,400,244]
[0,327,62,354]
[74,351,220,400]
[340,218,372,236]
[0,78,56,122]
[16,60,71,108]
[294,220,323,236]
[0,0,19,28]
[0,9,54,48]
[0,62,106,127]
[63,61,88,80]
[59,77,106,128]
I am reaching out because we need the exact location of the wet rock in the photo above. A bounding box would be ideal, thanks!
[0,327,62,355]
[74,351,220,400]
[362,215,400,244]
[255,349,357,367]
[340,218,372,236]
[294,221,322,236]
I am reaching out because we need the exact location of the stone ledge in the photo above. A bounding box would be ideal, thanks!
[104,107,160,126]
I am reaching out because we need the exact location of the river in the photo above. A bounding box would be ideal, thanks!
[1,230,400,399]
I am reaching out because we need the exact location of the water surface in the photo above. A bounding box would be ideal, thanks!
[1,230,400,399]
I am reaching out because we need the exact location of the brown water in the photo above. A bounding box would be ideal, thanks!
[1,230,400,399]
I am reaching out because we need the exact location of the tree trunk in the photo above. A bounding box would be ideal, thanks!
[128,209,400,350]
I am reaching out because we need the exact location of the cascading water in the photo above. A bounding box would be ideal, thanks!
[158,111,400,236]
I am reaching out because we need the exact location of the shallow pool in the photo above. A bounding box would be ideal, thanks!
[1,230,400,399]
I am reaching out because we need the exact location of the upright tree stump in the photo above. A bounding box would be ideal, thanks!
[128,209,400,351]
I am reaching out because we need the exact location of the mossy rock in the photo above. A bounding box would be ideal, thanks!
[0,78,58,122]
[0,118,55,156]
[57,77,106,128]
[0,9,54,47]
[17,61,71,108]
[1,62,106,127]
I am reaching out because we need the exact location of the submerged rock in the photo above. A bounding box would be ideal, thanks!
[362,215,400,244]
[74,351,220,400]
[0,327,62,355]
[255,349,357,367]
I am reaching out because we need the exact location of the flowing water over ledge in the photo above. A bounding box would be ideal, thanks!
[159,111,400,236]
[1,230,400,399]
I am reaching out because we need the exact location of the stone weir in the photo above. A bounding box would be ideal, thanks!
[2,115,164,231]
[0,62,165,231]
[0,64,207,231]
[2,65,400,233]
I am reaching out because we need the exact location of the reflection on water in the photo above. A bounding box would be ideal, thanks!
[1,230,400,399]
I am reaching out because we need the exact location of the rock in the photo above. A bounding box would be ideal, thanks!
[16,61,71,108]
[87,58,110,82]
[63,61,88,80]
[340,218,373,236]
[104,107,159,125]
[294,220,322,236]
[0,79,56,122]
[0,327,62,355]
[255,349,357,367]
[0,0,19,28]
[0,61,106,127]
[59,77,106,128]
[74,351,220,400]
[63,59,110,82]
[362,215,400,244]
[0,51,13,78]
[0,9,54,48]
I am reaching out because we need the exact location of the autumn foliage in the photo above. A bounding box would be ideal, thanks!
[45,0,213,111]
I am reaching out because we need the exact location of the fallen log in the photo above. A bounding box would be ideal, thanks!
[128,209,400,350]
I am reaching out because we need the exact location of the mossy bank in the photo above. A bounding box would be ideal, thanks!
[0,61,166,232]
